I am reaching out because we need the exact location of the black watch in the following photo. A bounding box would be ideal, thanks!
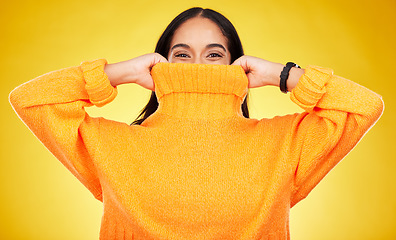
[280,62,301,93]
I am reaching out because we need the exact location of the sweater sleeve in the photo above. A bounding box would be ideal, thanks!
[287,65,384,208]
[8,59,118,202]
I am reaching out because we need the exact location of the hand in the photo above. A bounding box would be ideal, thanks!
[232,55,284,89]
[105,53,168,91]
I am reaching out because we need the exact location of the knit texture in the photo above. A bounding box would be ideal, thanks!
[9,59,384,239]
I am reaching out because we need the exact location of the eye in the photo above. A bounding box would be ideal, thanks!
[207,53,223,58]
[174,53,190,58]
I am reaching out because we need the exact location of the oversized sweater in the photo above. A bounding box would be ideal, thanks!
[9,59,384,240]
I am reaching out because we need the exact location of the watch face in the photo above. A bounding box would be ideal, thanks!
[286,62,295,68]
[287,62,301,69]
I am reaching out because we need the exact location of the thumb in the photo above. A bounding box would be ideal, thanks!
[232,56,250,74]
[153,53,169,64]
[231,57,241,67]
[159,55,169,63]
[148,53,168,70]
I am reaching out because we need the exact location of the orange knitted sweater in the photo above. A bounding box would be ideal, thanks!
[9,59,384,239]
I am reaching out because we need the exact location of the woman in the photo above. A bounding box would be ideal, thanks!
[9,7,383,240]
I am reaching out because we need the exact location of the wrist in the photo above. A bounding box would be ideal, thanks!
[268,62,284,87]
[104,63,124,87]
[287,67,305,92]
[276,62,305,93]
[105,61,137,87]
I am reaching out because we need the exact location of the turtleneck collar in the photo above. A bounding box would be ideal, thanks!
[150,63,248,120]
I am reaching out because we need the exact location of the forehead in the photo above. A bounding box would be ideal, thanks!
[170,17,228,47]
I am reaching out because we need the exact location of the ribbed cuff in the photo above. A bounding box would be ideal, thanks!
[290,65,333,112]
[80,59,118,107]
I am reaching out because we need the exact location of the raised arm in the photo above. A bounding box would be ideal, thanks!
[8,53,168,201]
[9,59,117,201]
[233,55,384,207]
[286,65,384,207]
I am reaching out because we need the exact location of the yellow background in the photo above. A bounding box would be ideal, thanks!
[2,0,395,239]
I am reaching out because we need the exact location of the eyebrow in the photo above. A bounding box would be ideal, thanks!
[206,43,227,52]
[170,43,227,52]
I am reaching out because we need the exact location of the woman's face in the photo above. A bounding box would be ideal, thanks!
[167,17,231,65]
